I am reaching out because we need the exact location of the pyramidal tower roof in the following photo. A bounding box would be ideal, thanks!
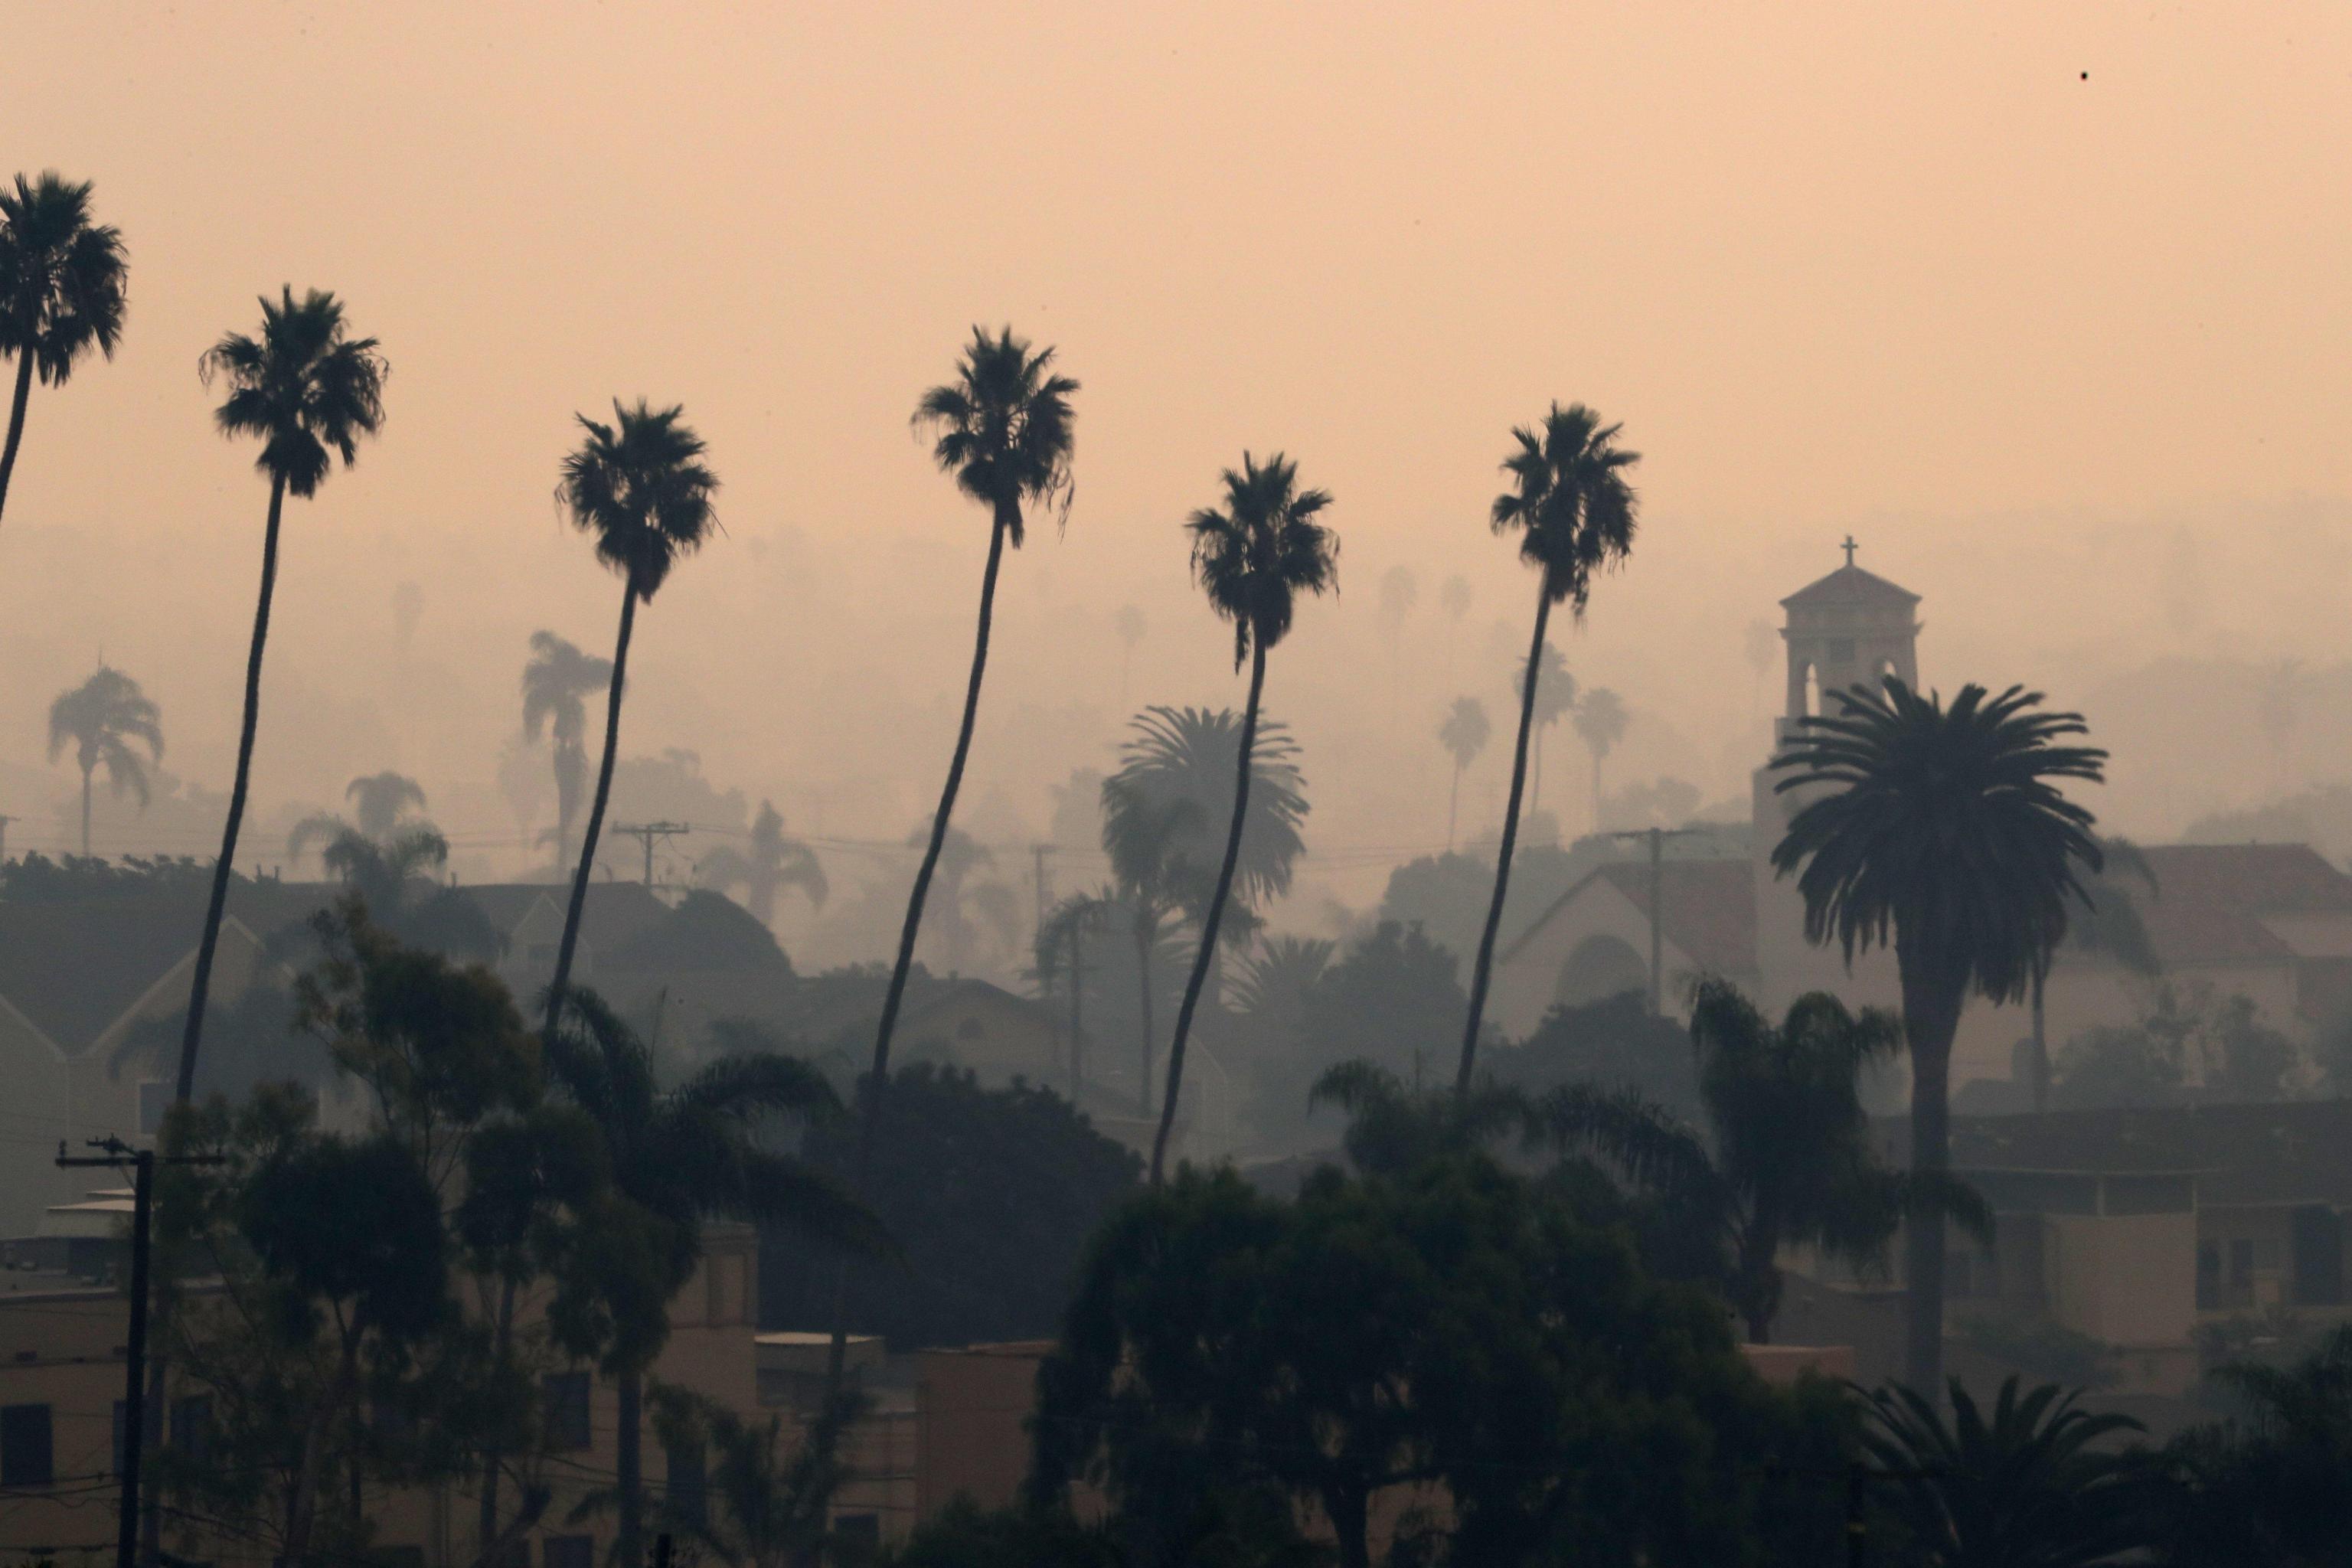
[1779,543,1920,611]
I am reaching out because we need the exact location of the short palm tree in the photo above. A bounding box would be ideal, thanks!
[0,171,129,528]
[1459,403,1639,1093]
[1543,979,1990,1343]
[1152,452,1338,1183]
[47,664,162,856]
[543,400,719,1037]
[1437,696,1491,849]
[1573,685,1628,828]
[287,770,431,869]
[697,800,826,925]
[521,629,612,869]
[1771,677,2105,1393]
[175,288,386,1104]
[541,989,883,1568]
[1106,704,1310,926]
[1862,1376,2148,1568]
[1514,640,1576,815]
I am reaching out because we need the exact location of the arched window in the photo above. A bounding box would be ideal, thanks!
[1804,662,1821,718]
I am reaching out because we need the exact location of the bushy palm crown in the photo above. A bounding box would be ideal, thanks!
[1573,686,1628,755]
[200,287,387,496]
[1439,697,1491,769]
[1770,678,2108,1004]
[47,665,162,805]
[0,172,128,380]
[701,801,828,919]
[1105,706,1308,911]
[1308,1060,1533,1178]
[521,630,612,747]
[912,325,1077,542]
[1491,402,1638,609]
[345,771,426,841]
[1185,451,1338,668]
[557,400,718,601]
[1515,641,1576,729]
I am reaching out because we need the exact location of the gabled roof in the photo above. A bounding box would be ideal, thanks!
[463,883,671,949]
[1780,564,1921,611]
[1897,1100,2352,1208]
[1504,856,1759,977]
[2119,843,2352,967]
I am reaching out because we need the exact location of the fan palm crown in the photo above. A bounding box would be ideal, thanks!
[1105,706,1308,914]
[48,665,163,856]
[558,400,718,599]
[913,325,1077,541]
[1439,697,1491,771]
[201,286,387,496]
[0,172,128,381]
[1490,402,1638,610]
[1185,450,1339,670]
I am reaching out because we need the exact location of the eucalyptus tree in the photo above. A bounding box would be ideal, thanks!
[0,171,128,528]
[542,400,719,1037]
[1771,678,2105,1393]
[1437,697,1489,850]
[1574,685,1628,828]
[47,664,162,856]
[1458,404,1639,1093]
[176,288,387,1104]
[521,629,612,869]
[1152,452,1338,1184]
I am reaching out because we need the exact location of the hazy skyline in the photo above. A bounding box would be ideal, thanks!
[6,3,2351,929]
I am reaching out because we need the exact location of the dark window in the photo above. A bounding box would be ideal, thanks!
[2292,1206,2345,1306]
[2198,1240,2221,1309]
[1,1403,54,1486]
[665,1439,707,1528]
[543,1372,592,1451]
[172,1395,212,1467]
[544,1535,594,1568]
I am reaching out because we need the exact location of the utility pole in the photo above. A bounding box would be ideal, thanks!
[57,1137,222,1568]
[611,822,691,887]
[1609,825,1700,1015]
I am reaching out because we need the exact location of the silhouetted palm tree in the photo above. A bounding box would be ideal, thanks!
[1543,979,1990,1343]
[1436,697,1490,849]
[543,400,719,1038]
[1308,1059,1533,1177]
[1107,705,1309,926]
[1574,685,1628,828]
[0,172,128,528]
[47,665,162,856]
[287,770,431,871]
[1152,452,1338,1183]
[1513,642,1575,815]
[1459,403,1639,1094]
[1101,779,1200,1119]
[522,629,613,871]
[697,800,826,925]
[1772,678,2105,1393]
[175,288,386,1104]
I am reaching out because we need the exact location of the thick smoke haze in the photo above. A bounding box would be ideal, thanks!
[5,4,2350,960]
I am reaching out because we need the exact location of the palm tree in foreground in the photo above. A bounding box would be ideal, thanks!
[47,664,162,857]
[831,325,1075,1381]
[1437,696,1490,849]
[175,288,386,1104]
[542,400,719,1038]
[522,629,612,870]
[1152,451,1338,1184]
[1458,403,1639,1093]
[1771,677,2105,1394]
[0,171,129,528]
[1544,978,1990,1344]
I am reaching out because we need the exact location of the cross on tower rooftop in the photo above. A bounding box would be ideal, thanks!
[1841,534,1858,568]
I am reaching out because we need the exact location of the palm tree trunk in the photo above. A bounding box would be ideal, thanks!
[1457,588,1553,1094]
[2029,958,2050,1114]
[826,505,1011,1391]
[1591,748,1605,832]
[616,1367,645,1568]
[0,351,34,528]
[174,472,286,1103]
[553,743,579,871]
[1446,762,1461,851]
[80,767,93,858]
[1152,640,1265,1185]
[1900,956,1964,1397]
[1134,913,1157,1118]
[544,583,636,1039]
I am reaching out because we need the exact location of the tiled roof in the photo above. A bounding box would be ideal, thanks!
[2119,843,2352,967]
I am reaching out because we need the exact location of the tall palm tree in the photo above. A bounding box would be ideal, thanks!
[1458,403,1639,1093]
[47,665,162,857]
[1574,685,1628,828]
[0,172,128,528]
[543,400,719,1038]
[1543,979,1990,1343]
[1771,677,2105,1393]
[542,990,881,1568]
[175,288,386,1104]
[521,630,613,871]
[1152,452,1338,1184]
[697,800,826,925]
[1514,641,1576,815]
[1436,697,1490,850]
[1100,779,1200,1118]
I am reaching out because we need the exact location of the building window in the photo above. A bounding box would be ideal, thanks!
[543,1372,592,1452]
[1,1403,54,1486]
[172,1396,211,1468]
[544,1536,594,1568]
[665,1438,707,1529]
[2230,1239,2256,1289]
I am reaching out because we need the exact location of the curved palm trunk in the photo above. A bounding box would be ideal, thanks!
[0,352,34,528]
[80,766,93,858]
[1899,953,1965,1396]
[1134,912,1158,1119]
[616,1367,645,1568]
[1152,641,1265,1185]
[826,505,1011,1390]
[175,472,286,1102]
[1458,588,1553,1094]
[543,583,637,1039]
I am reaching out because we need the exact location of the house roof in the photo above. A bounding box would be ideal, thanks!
[2115,843,2352,968]
[1504,856,1760,978]
[1780,564,1922,612]
[462,882,672,950]
[1892,1099,2352,1207]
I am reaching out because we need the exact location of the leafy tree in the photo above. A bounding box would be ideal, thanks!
[1377,840,1586,976]
[0,171,127,526]
[2054,984,2301,1109]
[1493,988,1703,1122]
[1436,696,1489,849]
[1155,453,1338,1183]
[1573,685,1629,829]
[1461,403,1640,1093]
[522,630,614,870]
[47,664,162,856]
[2163,1325,2352,1566]
[0,850,216,903]
[2021,837,2162,1112]
[1771,678,2105,1393]
[1543,981,1989,1344]
[544,401,720,1044]
[695,799,826,925]
[761,1063,1140,1350]
[177,287,387,1106]
[1250,922,1472,1151]
[886,1498,1122,1568]
[619,1385,867,1568]
[1861,1377,2149,1568]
